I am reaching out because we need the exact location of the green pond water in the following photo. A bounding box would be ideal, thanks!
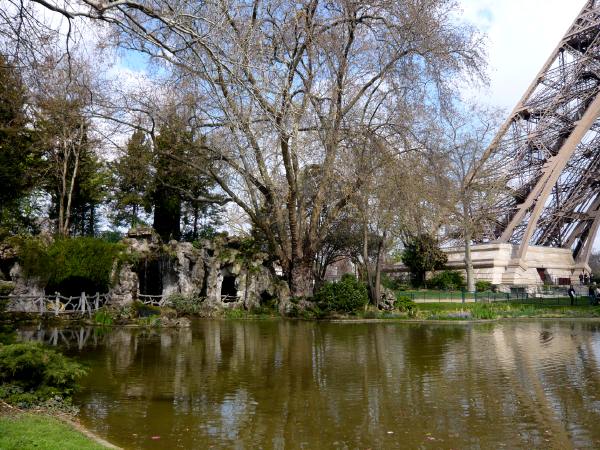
[18,320,600,449]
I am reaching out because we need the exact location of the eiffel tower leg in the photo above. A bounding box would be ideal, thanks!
[515,93,600,260]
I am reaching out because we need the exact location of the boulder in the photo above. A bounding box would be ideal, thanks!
[378,287,397,311]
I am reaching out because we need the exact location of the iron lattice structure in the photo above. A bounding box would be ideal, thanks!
[483,0,600,264]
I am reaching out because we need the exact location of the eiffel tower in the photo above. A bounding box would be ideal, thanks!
[449,1,600,286]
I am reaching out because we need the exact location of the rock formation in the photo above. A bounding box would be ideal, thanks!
[0,228,290,313]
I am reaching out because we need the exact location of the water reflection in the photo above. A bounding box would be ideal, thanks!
[18,320,600,449]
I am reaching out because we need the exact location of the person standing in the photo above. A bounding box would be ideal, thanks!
[568,285,576,306]
[589,283,595,305]
[580,272,585,285]
[584,273,590,285]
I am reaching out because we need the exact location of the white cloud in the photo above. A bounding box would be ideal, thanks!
[460,0,585,110]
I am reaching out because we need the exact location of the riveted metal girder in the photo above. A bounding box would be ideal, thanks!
[481,0,600,264]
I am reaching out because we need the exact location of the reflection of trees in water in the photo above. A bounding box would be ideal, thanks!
[19,321,600,448]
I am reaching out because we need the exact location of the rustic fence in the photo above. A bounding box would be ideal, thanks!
[0,292,109,316]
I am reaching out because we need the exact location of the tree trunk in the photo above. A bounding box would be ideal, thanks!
[464,235,475,293]
[289,259,314,298]
[462,199,475,293]
[132,204,138,228]
[373,231,386,308]
[193,204,199,240]
[362,216,375,301]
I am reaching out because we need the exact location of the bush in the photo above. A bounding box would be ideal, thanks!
[0,342,87,407]
[475,280,494,292]
[394,296,416,312]
[14,236,125,295]
[92,309,113,326]
[427,270,466,290]
[315,274,369,313]
[167,294,204,315]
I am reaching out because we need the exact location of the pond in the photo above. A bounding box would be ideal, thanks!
[17,320,600,449]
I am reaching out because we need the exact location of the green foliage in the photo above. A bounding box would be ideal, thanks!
[475,280,494,292]
[0,280,15,295]
[363,310,378,319]
[136,316,162,327]
[394,296,416,312]
[380,273,405,291]
[0,342,87,407]
[469,303,497,320]
[428,270,465,290]
[223,308,245,319]
[166,294,204,315]
[0,56,43,232]
[132,301,161,318]
[92,309,113,326]
[15,236,125,295]
[401,234,447,286]
[315,274,369,313]
[111,129,153,229]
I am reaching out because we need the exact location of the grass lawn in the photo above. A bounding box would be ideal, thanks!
[0,413,111,450]
[411,302,600,320]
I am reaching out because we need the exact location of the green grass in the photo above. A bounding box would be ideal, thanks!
[412,302,600,320]
[0,414,109,449]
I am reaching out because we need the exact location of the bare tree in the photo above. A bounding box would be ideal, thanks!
[426,103,506,292]
[6,0,485,296]
[32,55,100,236]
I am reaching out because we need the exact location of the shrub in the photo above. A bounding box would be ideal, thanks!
[428,270,466,290]
[92,309,113,326]
[315,274,369,313]
[475,280,494,292]
[167,294,204,315]
[0,342,87,407]
[14,236,125,295]
[394,296,416,312]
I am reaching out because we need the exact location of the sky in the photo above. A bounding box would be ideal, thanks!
[459,0,584,110]
[106,1,587,110]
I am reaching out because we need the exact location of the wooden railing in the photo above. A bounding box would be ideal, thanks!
[137,294,165,306]
[0,292,109,316]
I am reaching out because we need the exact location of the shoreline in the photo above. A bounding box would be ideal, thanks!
[0,401,120,449]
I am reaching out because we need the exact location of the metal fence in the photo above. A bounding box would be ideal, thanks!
[401,289,591,305]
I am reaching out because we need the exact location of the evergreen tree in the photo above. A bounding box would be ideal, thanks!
[402,234,448,287]
[112,129,152,228]
[0,55,41,231]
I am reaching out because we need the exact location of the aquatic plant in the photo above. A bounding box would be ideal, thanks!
[92,309,114,326]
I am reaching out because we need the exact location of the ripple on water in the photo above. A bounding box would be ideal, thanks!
[17,319,600,449]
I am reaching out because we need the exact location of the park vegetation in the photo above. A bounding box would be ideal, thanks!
[0,0,518,307]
